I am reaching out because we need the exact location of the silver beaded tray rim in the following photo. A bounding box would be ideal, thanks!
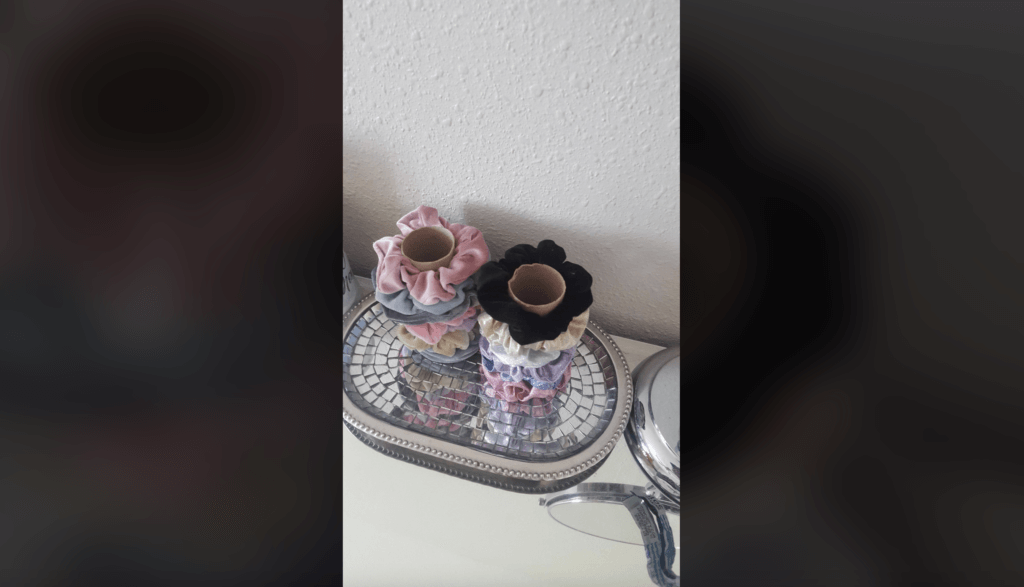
[341,293,634,482]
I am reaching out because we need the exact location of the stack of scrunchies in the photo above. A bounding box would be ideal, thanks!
[475,240,593,403]
[372,205,490,363]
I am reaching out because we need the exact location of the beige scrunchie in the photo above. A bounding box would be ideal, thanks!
[400,360,464,394]
[477,309,589,357]
[396,325,472,357]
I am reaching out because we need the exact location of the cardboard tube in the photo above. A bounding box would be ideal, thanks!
[508,264,566,317]
[401,226,456,272]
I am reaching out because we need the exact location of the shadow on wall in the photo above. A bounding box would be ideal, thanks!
[463,203,680,347]
[341,139,401,277]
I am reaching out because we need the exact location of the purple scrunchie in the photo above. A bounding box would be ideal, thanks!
[479,336,575,390]
[479,361,571,403]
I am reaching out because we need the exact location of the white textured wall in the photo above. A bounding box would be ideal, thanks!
[342,0,680,346]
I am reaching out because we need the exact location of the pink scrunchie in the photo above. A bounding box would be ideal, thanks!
[480,361,571,403]
[404,306,479,345]
[373,206,489,305]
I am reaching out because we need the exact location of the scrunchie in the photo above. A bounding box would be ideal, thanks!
[483,336,564,368]
[404,306,478,346]
[396,326,472,357]
[417,341,480,364]
[373,206,490,305]
[372,267,474,320]
[477,309,588,356]
[475,240,592,345]
[479,336,575,390]
[381,301,472,326]
[481,354,568,390]
[480,361,572,403]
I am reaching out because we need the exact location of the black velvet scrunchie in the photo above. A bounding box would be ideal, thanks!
[475,240,593,346]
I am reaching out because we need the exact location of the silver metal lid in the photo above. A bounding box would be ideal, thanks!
[624,346,681,502]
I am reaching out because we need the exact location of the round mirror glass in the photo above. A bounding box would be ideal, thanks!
[547,496,681,551]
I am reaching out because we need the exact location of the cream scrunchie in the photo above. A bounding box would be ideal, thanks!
[477,309,589,357]
[396,325,472,357]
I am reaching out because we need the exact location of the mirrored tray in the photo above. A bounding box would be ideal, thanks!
[342,293,633,493]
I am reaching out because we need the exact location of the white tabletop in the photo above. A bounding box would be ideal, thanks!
[342,276,678,587]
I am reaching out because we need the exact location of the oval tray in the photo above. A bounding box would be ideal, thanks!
[342,293,633,493]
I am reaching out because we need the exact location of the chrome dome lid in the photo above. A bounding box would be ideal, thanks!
[624,345,681,503]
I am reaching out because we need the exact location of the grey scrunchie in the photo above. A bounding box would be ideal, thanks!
[412,334,481,364]
[372,267,474,324]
